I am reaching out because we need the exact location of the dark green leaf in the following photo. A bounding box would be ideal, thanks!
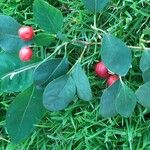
[115,83,137,117]
[72,63,92,101]
[0,52,40,92]
[6,86,45,143]
[34,33,55,46]
[33,57,69,87]
[0,15,28,52]
[33,0,63,34]
[136,82,150,108]
[84,0,111,13]
[100,80,121,118]
[142,68,150,83]
[43,75,76,111]
[101,33,132,76]
[140,50,150,72]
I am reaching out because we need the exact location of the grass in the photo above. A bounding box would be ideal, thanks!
[0,0,150,149]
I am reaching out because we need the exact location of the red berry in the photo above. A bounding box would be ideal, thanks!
[18,26,34,41]
[107,75,119,86]
[95,61,109,78]
[19,46,33,61]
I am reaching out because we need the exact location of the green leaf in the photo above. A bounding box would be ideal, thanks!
[0,52,40,92]
[142,68,150,83]
[43,75,76,111]
[140,50,150,72]
[33,0,63,34]
[115,83,137,117]
[84,0,111,13]
[101,33,132,76]
[34,33,55,46]
[6,86,45,143]
[33,57,69,87]
[0,15,28,52]
[100,80,121,118]
[72,63,92,101]
[136,82,150,108]
[143,27,150,35]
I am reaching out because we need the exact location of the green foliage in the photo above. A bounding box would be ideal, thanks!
[72,63,92,101]
[43,75,76,111]
[100,81,137,118]
[6,86,45,143]
[84,0,111,13]
[101,33,132,76]
[140,50,150,72]
[142,68,150,83]
[115,83,137,117]
[136,82,150,108]
[0,15,28,52]
[33,0,63,34]
[0,0,149,147]
[0,52,39,92]
[100,81,120,118]
[34,33,55,46]
[33,57,69,87]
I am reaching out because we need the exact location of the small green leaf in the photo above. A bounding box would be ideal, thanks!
[0,15,29,52]
[33,57,69,87]
[101,33,132,76]
[136,82,150,108]
[115,83,137,117]
[140,50,150,72]
[0,52,40,92]
[34,33,55,46]
[142,68,150,83]
[100,81,121,118]
[72,63,92,101]
[84,0,111,13]
[33,0,63,34]
[43,75,76,111]
[143,28,150,35]
[6,86,45,143]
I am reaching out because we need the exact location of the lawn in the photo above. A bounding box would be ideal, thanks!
[0,0,150,149]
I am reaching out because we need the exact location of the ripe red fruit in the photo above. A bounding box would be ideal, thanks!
[19,46,33,61]
[18,26,34,41]
[107,75,119,86]
[95,61,110,78]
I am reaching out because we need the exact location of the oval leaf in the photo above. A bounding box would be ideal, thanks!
[6,86,45,143]
[101,33,132,76]
[84,0,111,13]
[136,82,150,108]
[142,68,150,83]
[33,0,63,34]
[72,63,92,101]
[33,57,69,87]
[140,50,150,72]
[0,15,28,52]
[115,83,137,117]
[0,52,40,92]
[34,33,55,46]
[43,75,76,111]
[100,80,121,118]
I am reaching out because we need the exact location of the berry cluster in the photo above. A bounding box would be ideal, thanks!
[18,26,34,61]
[95,61,119,86]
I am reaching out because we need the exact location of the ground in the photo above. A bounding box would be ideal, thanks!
[0,0,150,149]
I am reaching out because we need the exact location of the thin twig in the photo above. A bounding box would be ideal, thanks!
[72,40,150,51]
